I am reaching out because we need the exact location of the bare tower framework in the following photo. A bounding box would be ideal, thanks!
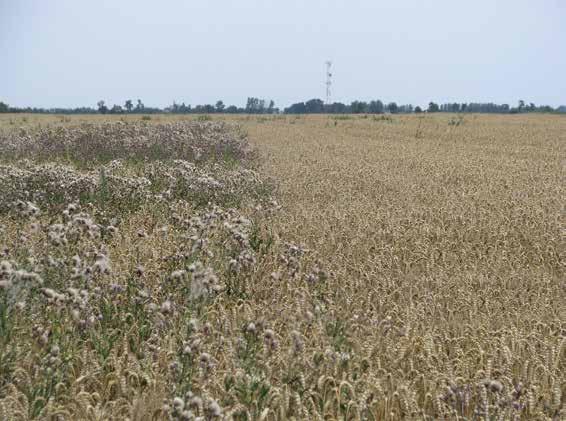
[325,61,332,105]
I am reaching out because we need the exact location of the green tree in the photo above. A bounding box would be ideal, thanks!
[368,100,384,114]
[327,102,347,113]
[387,102,399,114]
[428,102,440,113]
[350,101,368,114]
[258,99,266,113]
[215,100,225,113]
[0,101,9,113]
[284,102,306,114]
[246,97,259,113]
[97,100,108,114]
[124,99,133,113]
[305,98,324,113]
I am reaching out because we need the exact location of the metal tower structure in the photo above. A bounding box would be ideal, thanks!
[325,61,332,105]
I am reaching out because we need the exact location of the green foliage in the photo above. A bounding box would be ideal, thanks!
[428,102,440,113]
[325,318,351,353]
[373,115,393,123]
[387,102,399,114]
[232,375,271,419]
[248,223,273,256]
[448,114,465,126]
[0,295,16,389]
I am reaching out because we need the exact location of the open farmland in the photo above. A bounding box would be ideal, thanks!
[0,113,564,420]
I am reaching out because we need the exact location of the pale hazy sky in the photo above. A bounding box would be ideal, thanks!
[1,0,565,109]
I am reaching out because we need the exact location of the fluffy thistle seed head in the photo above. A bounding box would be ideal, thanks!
[137,229,148,238]
[180,410,193,420]
[188,395,203,409]
[291,330,304,353]
[264,329,275,340]
[199,352,211,367]
[71,255,81,267]
[206,398,222,417]
[172,397,184,411]
[170,269,186,281]
[305,310,314,323]
[488,380,503,393]
[161,300,172,314]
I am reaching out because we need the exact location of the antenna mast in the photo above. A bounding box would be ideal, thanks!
[325,61,332,105]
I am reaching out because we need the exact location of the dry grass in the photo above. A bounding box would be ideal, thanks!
[0,113,564,420]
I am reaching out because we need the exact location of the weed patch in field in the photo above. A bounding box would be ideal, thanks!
[0,114,564,419]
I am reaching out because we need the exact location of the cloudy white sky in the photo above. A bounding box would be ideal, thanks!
[1,0,565,109]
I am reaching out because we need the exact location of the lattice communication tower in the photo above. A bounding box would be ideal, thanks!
[325,61,332,105]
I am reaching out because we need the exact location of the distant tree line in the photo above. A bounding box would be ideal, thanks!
[284,99,563,114]
[0,100,100,115]
[0,97,279,115]
[437,100,556,114]
[285,99,417,114]
[0,98,564,115]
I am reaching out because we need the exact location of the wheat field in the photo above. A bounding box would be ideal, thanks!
[0,113,564,420]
